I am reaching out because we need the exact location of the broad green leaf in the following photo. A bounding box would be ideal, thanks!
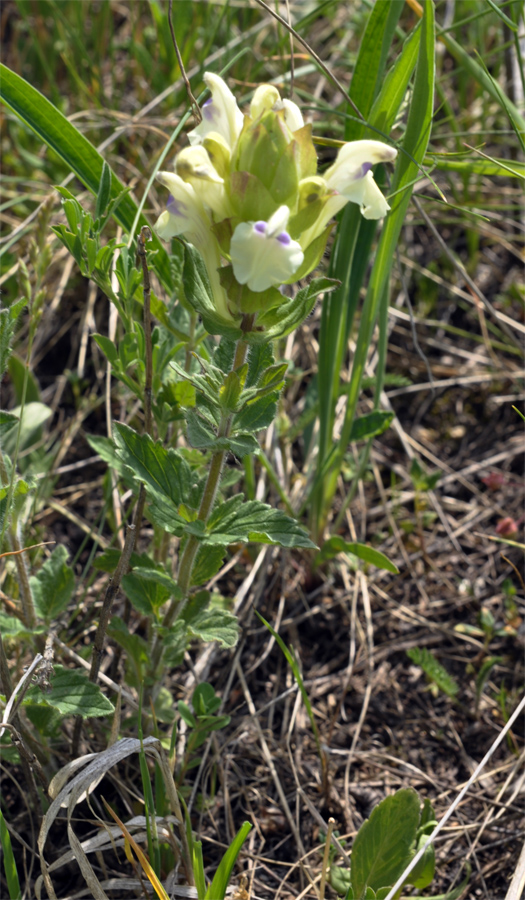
[29,545,75,621]
[128,566,181,598]
[186,608,238,648]
[8,352,41,404]
[113,423,194,506]
[192,683,221,716]
[407,647,459,698]
[244,341,274,388]
[316,537,398,574]
[87,434,135,484]
[2,402,52,455]
[24,666,114,718]
[161,621,188,667]
[351,789,420,896]
[0,64,174,291]
[0,411,19,438]
[206,495,317,549]
[191,545,226,587]
[0,610,36,637]
[234,393,278,432]
[349,411,394,442]
[121,569,172,617]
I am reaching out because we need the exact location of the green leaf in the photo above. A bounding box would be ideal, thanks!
[345,0,404,141]
[8,353,40,404]
[349,411,394,442]
[406,647,459,698]
[0,806,21,900]
[427,154,525,179]
[366,25,421,139]
[186,608,239,648]
[191,545,226,586]
[192,682,221,716]
[178,700,197,728]
[2,402,52,455]
[244,341,274,387]
[160,621,188,667]
[182,243,242,339]
[95,160,112,221]
[92,548,153,574]
[409,828,435,890]
[319,0,435,515]
[108,618,149,682]
[0,610,36,637]
[234,393,278,433]
[87,434,136,484]
[204,821,252,900]
[206,495,317,549]
[252,277,338,343]
[92,333,119,366]
[329,865,352,897]
[351,789,420,896]
[0,411,19,438]
[24,666,114,718]
[0,64,174,291]
[121,569,173,617]
[316,536,398,573]
[29,545,75,621]
[186,409,259,456]
[113,423,194,507]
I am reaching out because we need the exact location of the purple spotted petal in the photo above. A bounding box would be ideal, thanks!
[167,194,188,216]
[254,221,267,234]
[277,231,291,245]
[355,161,373,180]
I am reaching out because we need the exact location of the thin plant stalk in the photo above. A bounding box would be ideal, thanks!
[149,323,253,672]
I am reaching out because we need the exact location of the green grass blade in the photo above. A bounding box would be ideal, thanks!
[204,821,252,900]
[193,841,207,900]
[256,612,323,762]
[312,13,422,537]
[366,24,421,139]
[344,0,404,141]
[321,0,435,513]
[0,806,21,900]
[0,63,174,292]
[438,29,525,150]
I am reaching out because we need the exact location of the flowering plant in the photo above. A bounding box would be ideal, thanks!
[155,73,397,339]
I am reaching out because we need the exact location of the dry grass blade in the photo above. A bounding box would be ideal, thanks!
[102,798,171,900]
[36,736,172,899]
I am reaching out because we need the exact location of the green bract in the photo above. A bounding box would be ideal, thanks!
[154,72,397,337]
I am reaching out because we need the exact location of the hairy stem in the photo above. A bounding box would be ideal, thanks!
[150,328,251,671]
